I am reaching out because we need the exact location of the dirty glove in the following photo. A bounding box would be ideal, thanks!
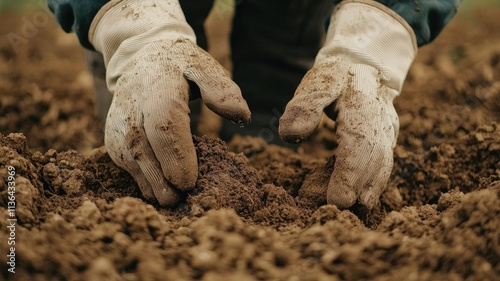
[279,0,417,209]
[89,0,250,206]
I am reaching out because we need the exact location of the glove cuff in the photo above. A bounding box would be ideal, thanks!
[317,0,418,92]
[89,0,196,92]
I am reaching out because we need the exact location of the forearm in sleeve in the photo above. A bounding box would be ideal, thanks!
[47,0,110,50]
[48,0,463,51]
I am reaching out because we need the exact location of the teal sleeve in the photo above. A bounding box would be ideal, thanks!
[47,0,110,50]
[332,0,463,46]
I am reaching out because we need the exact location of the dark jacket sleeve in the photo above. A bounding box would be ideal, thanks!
[48,0,462,50]
[333,0,463,46]
[47,0,110,50]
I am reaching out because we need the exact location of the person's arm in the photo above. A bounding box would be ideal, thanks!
[47,0,110,50]
[332,0,463,46]
[281,0,462,209]
[47,0,251,206]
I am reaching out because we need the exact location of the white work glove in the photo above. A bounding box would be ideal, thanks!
[89,0,250,206]
[279,0,417,209]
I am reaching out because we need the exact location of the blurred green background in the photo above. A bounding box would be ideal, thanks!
[1,0,499,13]
[0,0,38,11]
[460,0,500,12]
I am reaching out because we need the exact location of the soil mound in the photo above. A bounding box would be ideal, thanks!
[1,6,500,281]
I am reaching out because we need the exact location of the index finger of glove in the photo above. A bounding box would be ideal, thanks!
[327,89,393,209]
[122,124,184,206]
[105,93,182,207]
[141,65,198,192]
[279,61,348,143]
[180,41,251,126]
[358,157,393,209]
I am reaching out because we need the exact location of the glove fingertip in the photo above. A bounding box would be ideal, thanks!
[134,178,155,202]
[327,183,357,210]
[155,185,183,207]
[359,180,388,210]
[279,106,322,143]
[164,151,198,192]
[359,192,377,210]
[201,82,251,126]
[205,99,251,126]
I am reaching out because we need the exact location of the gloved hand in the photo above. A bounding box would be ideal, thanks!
[279,0,417,209]
[89,0,250,206]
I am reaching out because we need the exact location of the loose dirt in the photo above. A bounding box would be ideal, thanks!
[1,6,499,281]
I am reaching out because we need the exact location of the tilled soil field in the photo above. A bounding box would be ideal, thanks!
[1,5,500,281]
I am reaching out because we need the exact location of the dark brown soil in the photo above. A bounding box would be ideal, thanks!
[1,6,499,281]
